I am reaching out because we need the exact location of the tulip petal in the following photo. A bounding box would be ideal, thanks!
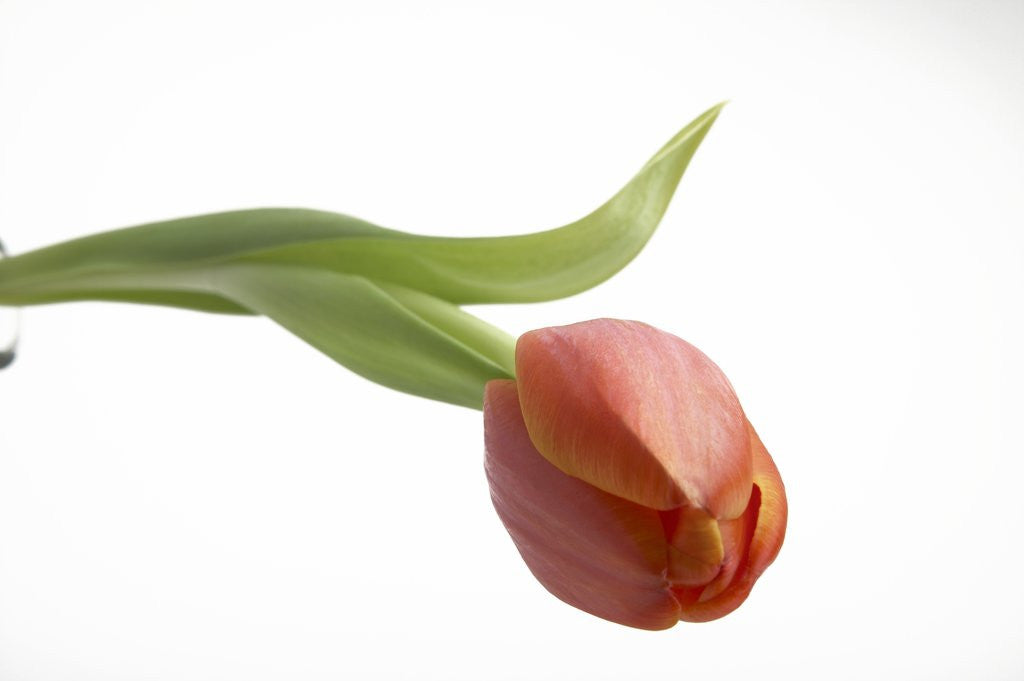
[515,319,753,517]
[663,506,725,587]
[484,379,681,630]
[745,426,788,578]
[675,422,787,622]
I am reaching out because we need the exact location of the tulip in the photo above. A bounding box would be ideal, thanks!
[484,319,787,630]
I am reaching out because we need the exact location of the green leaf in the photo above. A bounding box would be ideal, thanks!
[239,102,724,303]
[0,103,723,309]
[207,264,514,408]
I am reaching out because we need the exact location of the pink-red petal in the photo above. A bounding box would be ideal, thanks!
[484,379,681,630]
[515,319,753,517]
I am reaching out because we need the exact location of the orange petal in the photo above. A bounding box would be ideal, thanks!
[515,319,753,517]
[484,379,680,630]
[675,422,788,622]
[663,506,725,587]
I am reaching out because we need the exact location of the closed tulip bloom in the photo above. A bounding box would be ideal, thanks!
[484,319,787,630]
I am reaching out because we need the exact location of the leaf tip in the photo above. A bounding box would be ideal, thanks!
[697,100,728,129]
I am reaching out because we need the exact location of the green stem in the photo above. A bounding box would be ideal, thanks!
[0,254,516,409]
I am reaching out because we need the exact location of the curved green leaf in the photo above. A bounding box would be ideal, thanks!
[1,255,515,406]
[240,102,724,303]
[207,264,514,408]
[0,103,723,310]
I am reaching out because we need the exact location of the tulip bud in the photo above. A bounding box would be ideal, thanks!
[484,319,786,630]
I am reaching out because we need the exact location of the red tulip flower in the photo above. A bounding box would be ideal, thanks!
[484,319,787,630]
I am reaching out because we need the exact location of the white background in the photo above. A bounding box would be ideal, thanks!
[1,1,1022,678]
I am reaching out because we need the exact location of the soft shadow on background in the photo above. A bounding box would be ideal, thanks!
[1,1,1021,679]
